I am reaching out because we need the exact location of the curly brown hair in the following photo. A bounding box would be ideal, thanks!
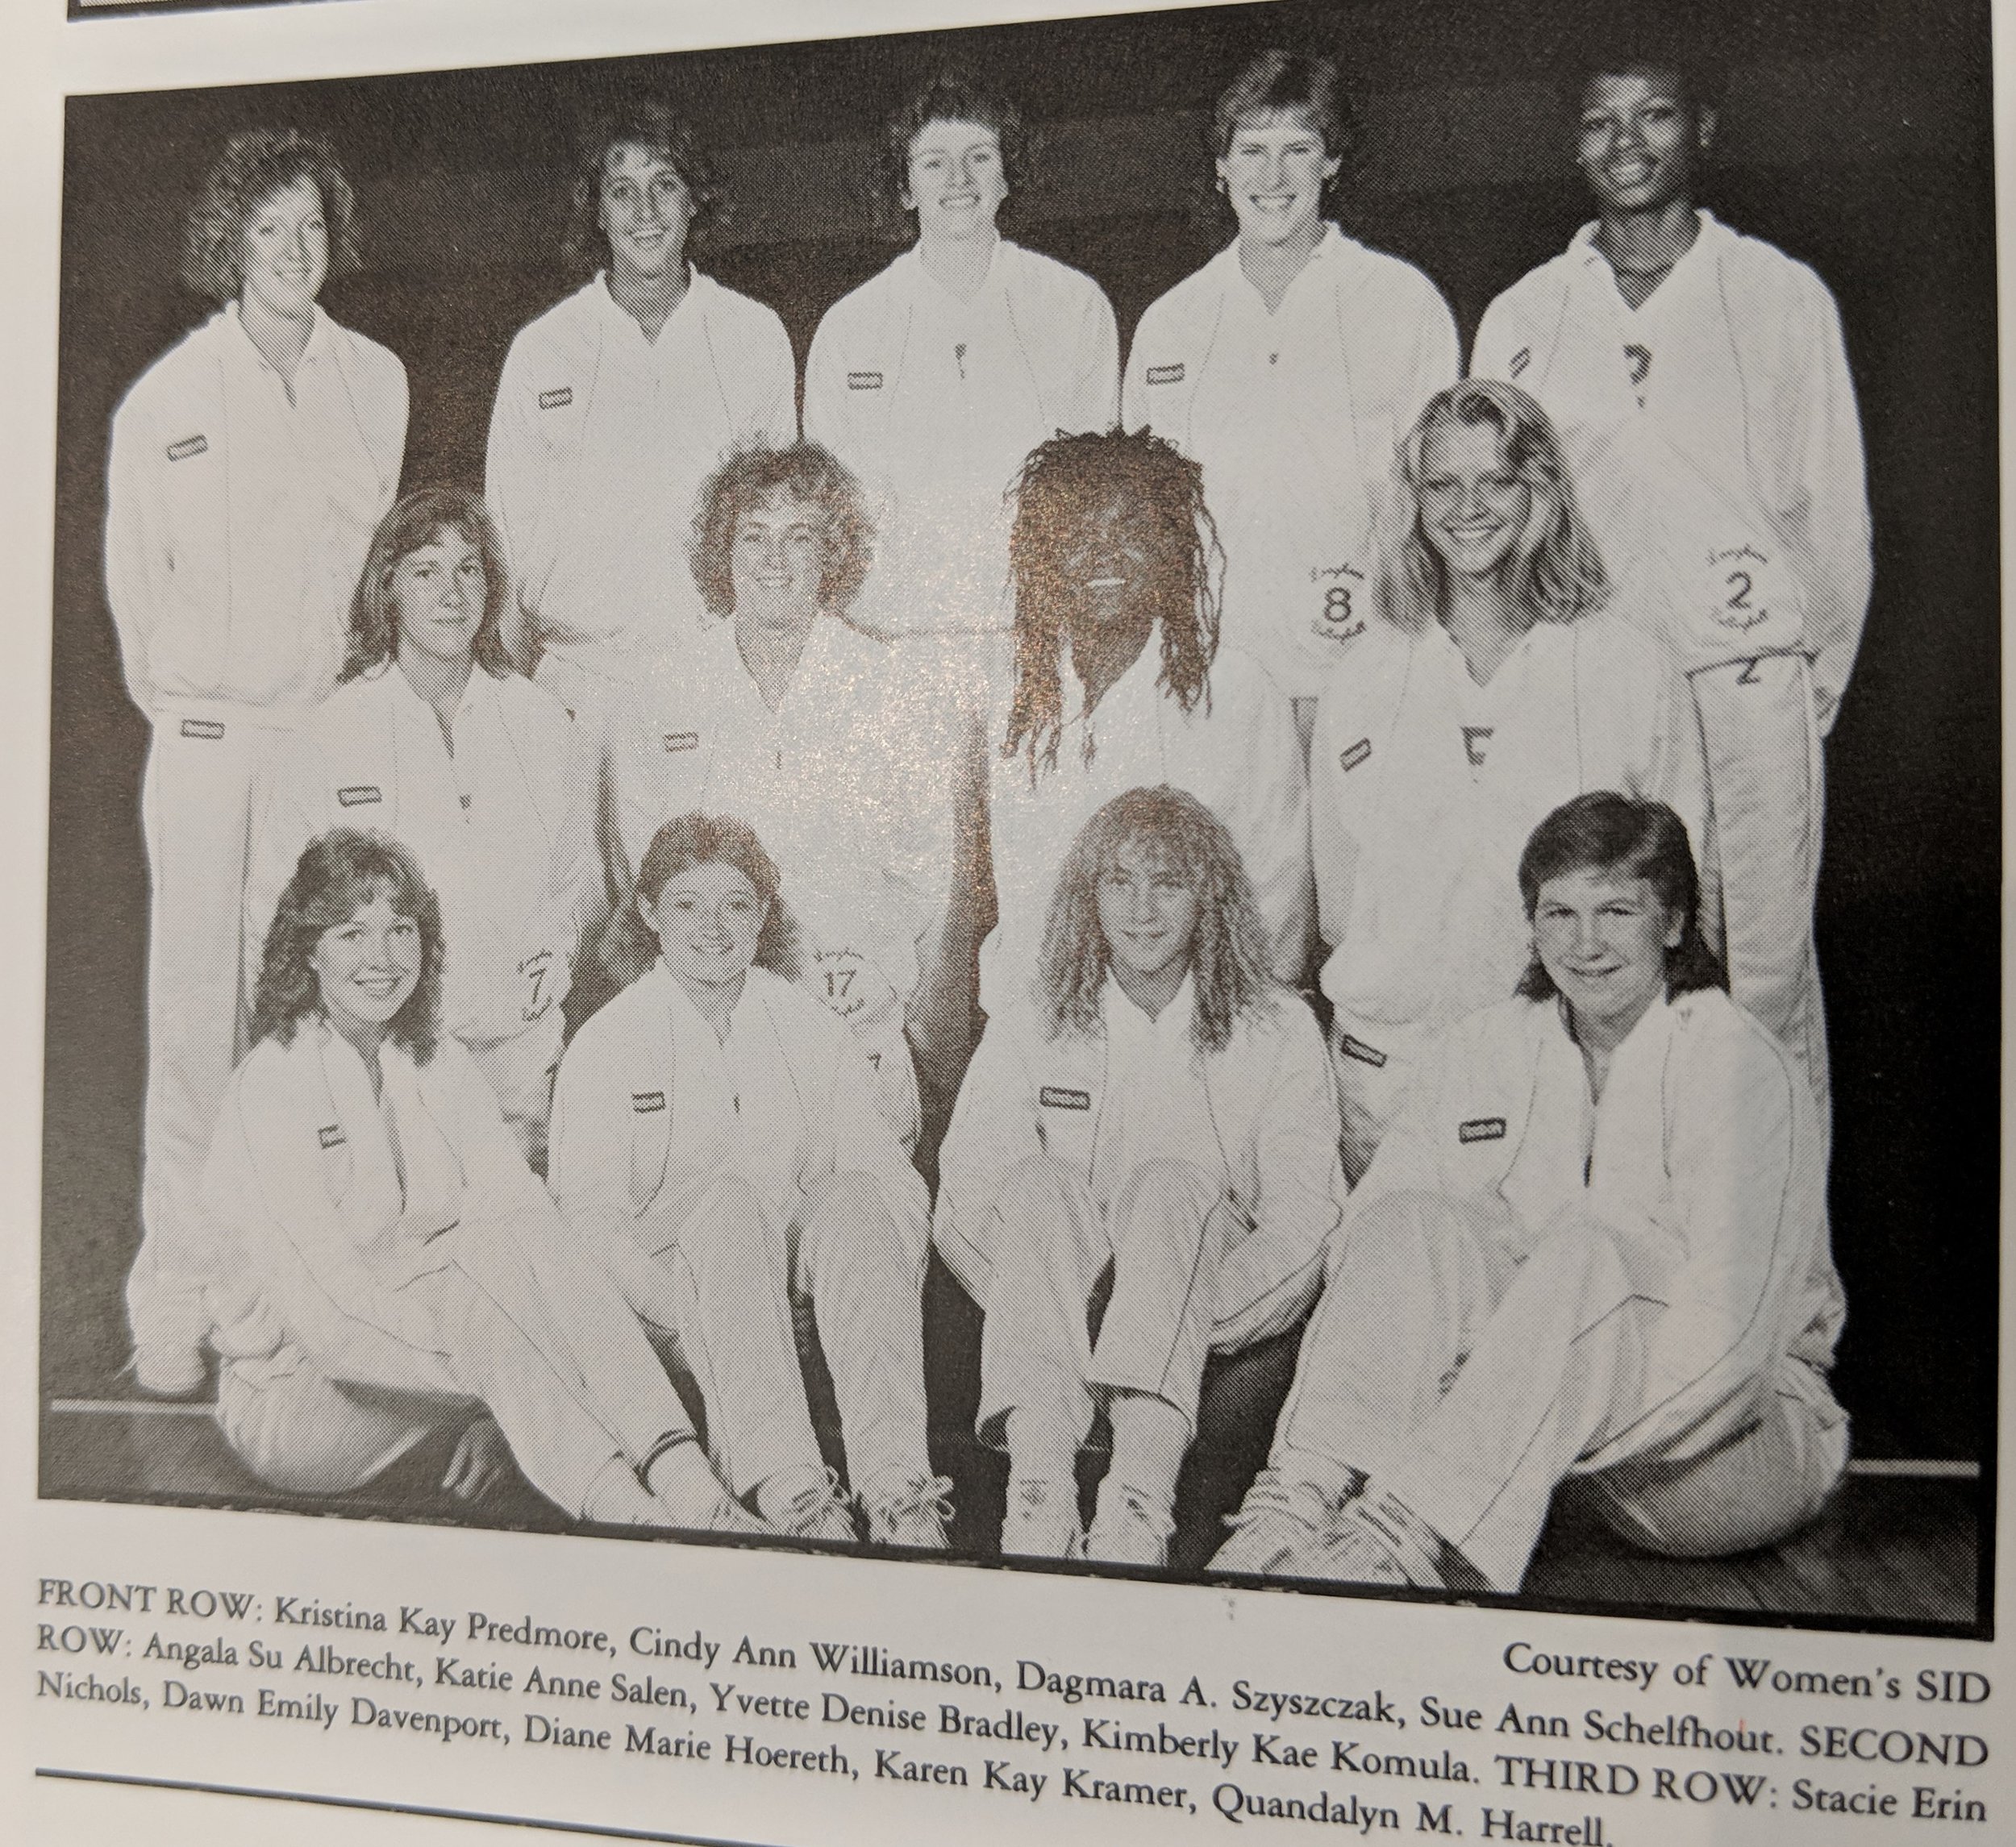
[341,487,514,684]
[879,71,1028,227]
[181,129,361,305]
[688,443,874,621]
[1002,429,1222,784]
[562,97,722,276]
[250,830,444,1063]
[1038,786,1272,1056]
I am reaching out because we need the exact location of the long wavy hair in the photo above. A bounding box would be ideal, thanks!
[599,813,800,992]
[181,128,361,306]
[341,488,514,683]
[251,830,444,1062]
[1377,381,1609,635]
[562,96,723,276]
[687,443,874,622]
[1002,430,1222,784]
[1038,786,1272,1056]
[1515,792,1726,1003]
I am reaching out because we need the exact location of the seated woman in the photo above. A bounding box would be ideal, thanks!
[142,829,768,1534]
[937,786,1342,1566]
[548,813,948,1547]
[245,487,599,1167]
[1214,793,1847,1592]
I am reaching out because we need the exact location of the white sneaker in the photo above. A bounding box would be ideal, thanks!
[860,1471,954,1550]
[1086,1486,1174,1568]
[1210,1469,1344,1575]
[1001,1478,1083,1559]
[774,1466,860,1543]
[1317,1491,1446,1589]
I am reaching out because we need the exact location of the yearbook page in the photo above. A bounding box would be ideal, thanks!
[3,2,2006,1844]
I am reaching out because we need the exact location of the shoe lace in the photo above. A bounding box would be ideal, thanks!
[871,1474,955,1536]
[780,1466,852,1537]
[1224,1467,1342,1539]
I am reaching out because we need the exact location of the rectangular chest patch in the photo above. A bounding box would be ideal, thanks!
[1339,738,1372,773]
[631,1091,666,1113]
[1337,1032,1386,1068]
[317,1124,346,1150]
[539,387,573,410]
[1146,364,1185,385]
[1039,1086,1091,1112]
[166,435,209,462]
[1458,1117,1507,1144]
[662,732,699,753]
[178,718,225,741]
[847,372,884,391]
[336,785,382,807]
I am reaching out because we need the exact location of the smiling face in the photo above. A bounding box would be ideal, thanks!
[598,141,694,285]
[1097,839,1200,992]
[1060,489,1168,635]
[642,862,768,993]
[730,491,825,635]
[903,117,1008,245]
[1577,67,1707,218]
[239,175,329,321]
[1532,866,1683,1046]
[311,888,423,1053]
[1418,417,1533,584]
[1217,107,1338,251]
[389,527,488,670]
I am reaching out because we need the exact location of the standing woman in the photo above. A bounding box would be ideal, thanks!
[938,788,1342,1567]
[548,815,948,1548]
[485,99,796,722]
[1125,51,1458,739]
[109,129,408,1395]
[1312,381,1706,1183]
[244,489,600,1167]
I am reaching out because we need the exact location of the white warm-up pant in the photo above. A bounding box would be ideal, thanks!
[464,1010,565,1171]
[216,1213,698,1522]
[135,701,300,1359]
[1275,1192,1847,1591]
[975,1156,1296,1452]
[1693,655,1830,1109]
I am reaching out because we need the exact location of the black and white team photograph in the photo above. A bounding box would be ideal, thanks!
[39,0,1996,1637]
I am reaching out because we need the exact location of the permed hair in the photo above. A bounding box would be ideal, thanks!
[562,98,722,276]
[1214,49,1358,197]
[688,443,875,621]
[181,129,361,305]
[251,830,444,1062]
[1377,380,1610,634]
[599,812,800,992]
[1515,792,1726,1003]
[1002,429,1223,784]
[880,72,1028,223]
[1038,785,1273,1056]
[341,487,514,684]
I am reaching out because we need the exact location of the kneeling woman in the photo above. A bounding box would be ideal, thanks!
[176,830,766,1533]
[937,786,1343,1567]
[547,813,946,1547]
[1215,793,1847,1591]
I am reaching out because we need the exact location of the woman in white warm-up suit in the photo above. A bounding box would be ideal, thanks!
[1123,49,1457,738]
[485,99,796,719]
[939,787,1341,1568]
[1312,380,1705,1181]
[109,130,408,1395]
[985,429,1307,1017]
[604,446,952,1148]
[1471,52,1870,1105]
[548,814,948,1549]
[245,489,599,1167]
[133,830,770,1534]
[1215,794,1847,1592]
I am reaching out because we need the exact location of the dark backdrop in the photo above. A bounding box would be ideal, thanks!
[43,0,1999,1463]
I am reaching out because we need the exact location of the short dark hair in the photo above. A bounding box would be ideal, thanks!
[1213,49,1357,202]
[342,487,514,684]
[563,98,722,275]
[1515,792,1725,1003]
[251,830,444,1061]
[181,129,361,304]
[688,443,874,620]
[1564,40,1723,120]
[879,72,1028,221]
[599,812,800,992]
